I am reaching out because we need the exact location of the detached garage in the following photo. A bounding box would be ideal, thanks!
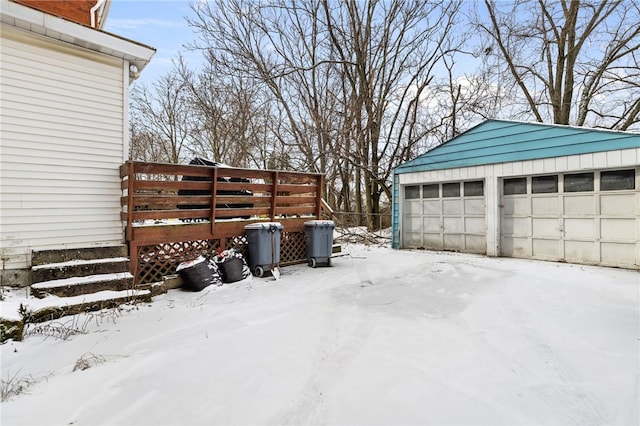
[392,120,640,269]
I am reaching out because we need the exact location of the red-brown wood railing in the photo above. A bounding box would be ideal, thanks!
[120,161,326,283]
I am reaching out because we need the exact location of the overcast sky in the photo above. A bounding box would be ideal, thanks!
[104,0,202,84]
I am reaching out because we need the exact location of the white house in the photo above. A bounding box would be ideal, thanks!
[392,120,640,269]
[0,0,155,285]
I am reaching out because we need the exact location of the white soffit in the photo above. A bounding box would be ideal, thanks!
[0,0,155,72]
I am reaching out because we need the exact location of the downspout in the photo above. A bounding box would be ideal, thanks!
[90,0,107,28]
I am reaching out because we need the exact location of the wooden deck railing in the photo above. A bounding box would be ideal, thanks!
[120,161,326,283]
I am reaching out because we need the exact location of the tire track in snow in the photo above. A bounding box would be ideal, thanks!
[487,299,610,425]
[519,337,610,425]
[452,311,609,425]
[455,260,612,424]
[272,289,373,425]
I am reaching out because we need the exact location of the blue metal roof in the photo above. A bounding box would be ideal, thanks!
[395,120,640,174]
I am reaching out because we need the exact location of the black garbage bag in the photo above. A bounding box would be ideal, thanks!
[218,257,244,283]
[213,249,251,283]
[176,256,222,291]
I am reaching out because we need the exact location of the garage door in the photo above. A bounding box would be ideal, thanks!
[500,168,638,268]
[403,180,486,253]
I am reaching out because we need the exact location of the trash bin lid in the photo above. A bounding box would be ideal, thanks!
[304,220,335,227]
[244,221,283,230]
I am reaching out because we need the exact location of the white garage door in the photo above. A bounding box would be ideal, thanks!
[403,180,486,253]
[500,168,638,268]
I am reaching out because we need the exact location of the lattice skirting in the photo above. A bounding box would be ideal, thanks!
[134,231,308,284]
[280,231,307,265]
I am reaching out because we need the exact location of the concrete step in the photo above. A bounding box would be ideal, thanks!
[31,257,130,283]
[31,272,134,299]
[31,245,128,266]
[0,247,156,343]
[0,289,152,341]
[23,289,151,323]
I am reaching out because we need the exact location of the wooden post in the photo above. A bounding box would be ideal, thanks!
[271,171,279,220]
[210,166,218,235]
[129,242,139,286]
[315,174,323,219]
[125,162,137,284]
[126,161,135,241]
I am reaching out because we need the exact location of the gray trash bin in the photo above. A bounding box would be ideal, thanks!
[244,222,283,277]
[305,220,335,267]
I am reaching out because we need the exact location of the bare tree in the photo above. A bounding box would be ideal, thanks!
[174,56,276,168]
[322,0,466,227]
[476,0,640,130]
[187,0,465,228]
[422,50,509,145]
[129,124,163,162]
[187,0,358,215]
[129,71,194,163]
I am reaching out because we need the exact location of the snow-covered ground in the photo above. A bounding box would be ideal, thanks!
[1,244,638,425]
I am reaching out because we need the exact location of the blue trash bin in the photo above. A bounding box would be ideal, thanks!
[244,222,283,277]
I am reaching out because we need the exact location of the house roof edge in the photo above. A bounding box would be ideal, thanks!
[1,0,155,74]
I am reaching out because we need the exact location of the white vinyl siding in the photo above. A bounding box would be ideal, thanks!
[0,26,126,269]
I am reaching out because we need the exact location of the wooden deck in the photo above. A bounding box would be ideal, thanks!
[120,161,326,284]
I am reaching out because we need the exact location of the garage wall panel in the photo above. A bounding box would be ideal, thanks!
[607,150,622,166]
[601,194,634,214]
[555,157,568,171]
[404,201,422,214]
[465,217,485,233]
[532,218,561,237]
[601,219,635,240]
[601,243,635,264]
[532,197,561,215]
[565,241,598,262]
[423,234,442,247]
[564,219,595,239]
[466,236,486,253]
[423,201,441,215]
[443,200,462,214]
[502,216,529,235]
[532,239,560,258]
[423,217,441,232]
[443,234,464,250]
[444,217,463,233]
[403,232,422,247]
[564,196,596,215]
[580,154,594,169]
[465,199,484,215]
[594,152,608,168]
[543,158,555,172]
[567,156,580,170]
[503,162,513,175]
[506,238,530,257]
[504,198,530,216]
[403,215,422,227]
